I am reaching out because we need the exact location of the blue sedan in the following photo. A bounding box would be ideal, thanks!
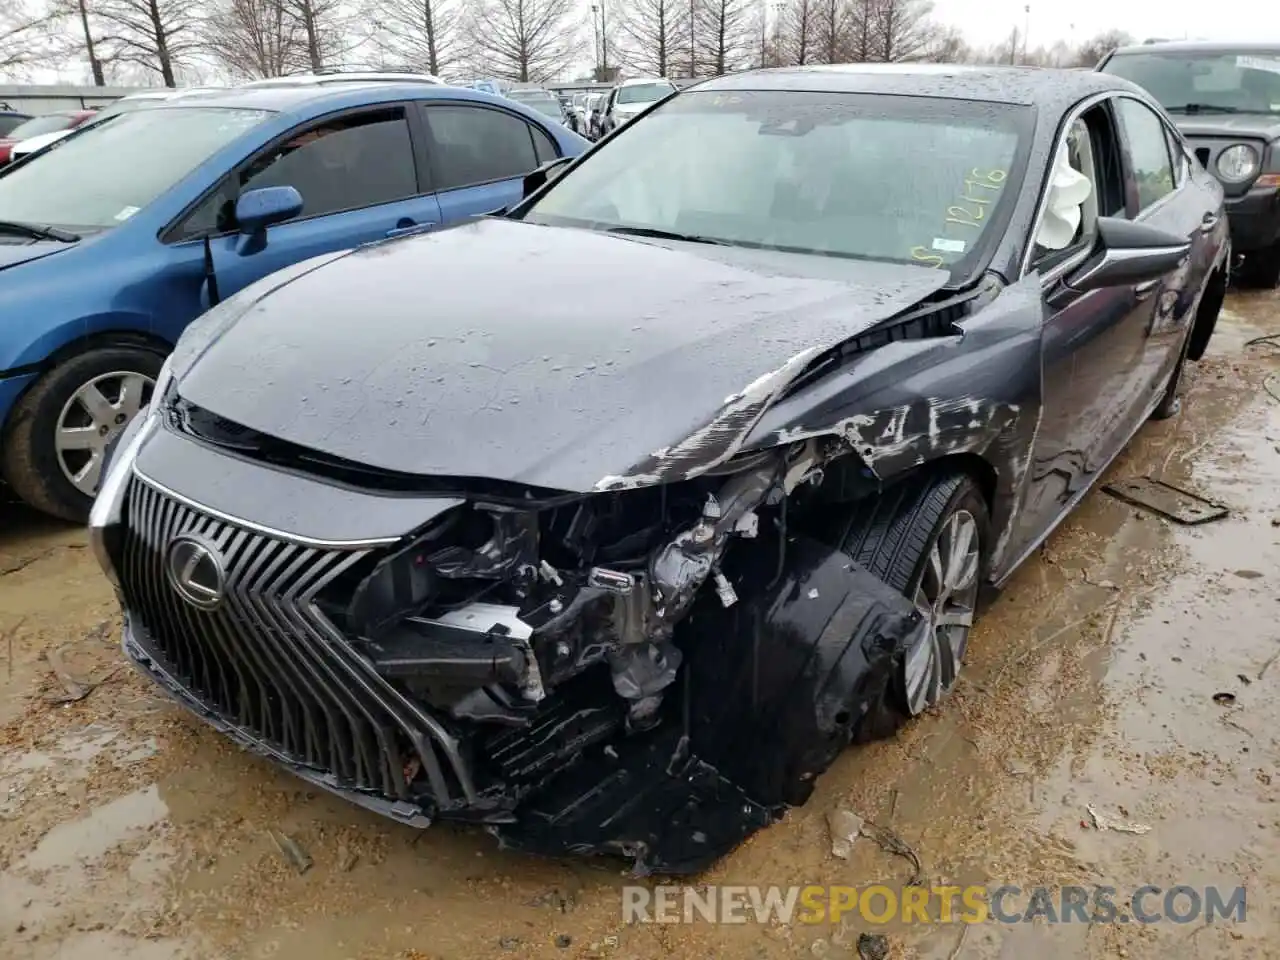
[0,82,589,520]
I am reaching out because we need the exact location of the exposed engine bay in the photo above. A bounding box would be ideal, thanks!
[321,438,923,873]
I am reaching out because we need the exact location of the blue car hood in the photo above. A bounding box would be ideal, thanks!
[0,240,71,272]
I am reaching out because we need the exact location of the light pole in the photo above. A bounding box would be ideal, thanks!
[600,1,609,75]
[1023,4,1031,64]
[591,4,601,74]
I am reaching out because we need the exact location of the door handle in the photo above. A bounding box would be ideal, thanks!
[1199,213,1219,233]
[1135,279,1160,299]
[385,222,435,238]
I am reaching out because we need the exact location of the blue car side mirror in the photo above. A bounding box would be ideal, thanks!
[236,186,303,236]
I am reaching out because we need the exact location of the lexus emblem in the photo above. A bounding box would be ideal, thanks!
[165,535,226,610]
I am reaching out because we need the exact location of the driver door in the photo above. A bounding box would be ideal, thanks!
[163,105,442,317]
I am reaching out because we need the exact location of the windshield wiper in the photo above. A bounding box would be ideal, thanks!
[604,225,727,245]
[0,220,80,242]
[1164,103,1244,115]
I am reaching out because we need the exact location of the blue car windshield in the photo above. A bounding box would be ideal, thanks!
[0,106,270,231]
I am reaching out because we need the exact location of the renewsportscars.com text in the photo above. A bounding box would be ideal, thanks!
[621,884,1248,925]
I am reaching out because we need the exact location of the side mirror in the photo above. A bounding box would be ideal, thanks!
[1066,216,1190,294]
[522,156,573,200]
[235,185,303,254]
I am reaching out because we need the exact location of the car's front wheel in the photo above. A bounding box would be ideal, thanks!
[839,471,989,741]
[2,346,163,522]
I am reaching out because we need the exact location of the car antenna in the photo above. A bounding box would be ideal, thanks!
[202,233,221,306]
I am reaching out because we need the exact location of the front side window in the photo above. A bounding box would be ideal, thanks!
[1102,50,1280,116]
[423,104,540,190]
[173,109,417,240]
[0,114,31,136]
[616,82,676,105]
[0,106,270,232]
[1116,98,1176,211]
[523,90,1031,281]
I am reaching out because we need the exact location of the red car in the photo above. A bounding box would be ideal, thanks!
[0,109,95,165]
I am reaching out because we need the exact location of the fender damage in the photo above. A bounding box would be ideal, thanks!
[106,245,1046,876]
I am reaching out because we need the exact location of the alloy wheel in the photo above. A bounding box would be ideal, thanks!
[54,370,155,497]
[902,508,980,715]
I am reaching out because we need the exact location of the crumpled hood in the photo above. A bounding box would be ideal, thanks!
[176,218,950,491]
[1172,113,1280,141]
[0,240,72,272]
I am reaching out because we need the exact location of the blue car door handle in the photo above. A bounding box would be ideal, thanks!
[385,220,435,238]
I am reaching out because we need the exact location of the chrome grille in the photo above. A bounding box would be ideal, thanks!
[117,472,472,806]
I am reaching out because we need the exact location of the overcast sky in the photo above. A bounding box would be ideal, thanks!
[931,0,1280,49]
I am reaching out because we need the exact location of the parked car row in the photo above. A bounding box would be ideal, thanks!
[0,77,588,521]
[78,62,1232,874]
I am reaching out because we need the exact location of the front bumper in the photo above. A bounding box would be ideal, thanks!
[121,613,435,827]
[1225,185,1280,254]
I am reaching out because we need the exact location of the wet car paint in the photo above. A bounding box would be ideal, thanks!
[93,67,1231,875]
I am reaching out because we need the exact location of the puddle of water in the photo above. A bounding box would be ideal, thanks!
[24,784,168,872]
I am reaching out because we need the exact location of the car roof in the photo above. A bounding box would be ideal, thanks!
[619,77,673,86]
[693,63,1133,108]
[241,72,442,87]
[134,81,550,119]
[1109,40,1280,56]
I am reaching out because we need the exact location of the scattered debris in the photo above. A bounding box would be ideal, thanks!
[4,616,25,679]
[1259,648,1280,680]
[857,932,890,960]
[1102,477,1228,525]
[554,934,572,948]
[1086,804,1151,835]
[268,829,313,874]
[42,646,124,704]
[858,819,925,885]
[1238,674,1253,686]
[498,937,521,951]
[335,843,359,872]
[827,809,864,860]
[810,938,831,957]
[1234,569,1264,580]
[1082,572,1119,590]
[1213,692,1237,706]
[0,548,56,577]
[529,888,576,912]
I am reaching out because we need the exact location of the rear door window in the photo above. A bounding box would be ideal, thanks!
[421,104,542,190]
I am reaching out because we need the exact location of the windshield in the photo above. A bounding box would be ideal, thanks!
[1102,50,1280,114]
[0,106,269,231]
[509,92,563,118]
[7,113,77,140]
[523,90,1030,279]
[617,82,675,105]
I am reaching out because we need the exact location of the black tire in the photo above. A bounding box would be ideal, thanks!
[838,471,989,741]
[2,346,165,522]
[1240,243,1280,289]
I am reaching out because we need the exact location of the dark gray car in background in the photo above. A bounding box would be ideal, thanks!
[90,65,1228,875]
[1100,41,1280,286]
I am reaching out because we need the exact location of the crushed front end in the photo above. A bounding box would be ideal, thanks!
[94,405,923,875]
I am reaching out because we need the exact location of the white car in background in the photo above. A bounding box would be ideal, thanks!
[7,87,228,164]
[598,77,677,136]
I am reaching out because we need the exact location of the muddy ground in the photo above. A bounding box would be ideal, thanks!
[3,292,1280,960]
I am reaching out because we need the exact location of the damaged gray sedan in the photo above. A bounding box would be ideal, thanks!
[90,65,1229,874]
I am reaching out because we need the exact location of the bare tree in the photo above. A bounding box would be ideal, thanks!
[466,0,579,82]
[844,0,874,62]
[778,0,816,65]
[1,0,66,76]
[870,0,932,62]
[810,0,847,64]
[95,0,203,85]
[617,0,684,77]
[203,0,309,78]
[921,22,967,63]
[372,0,460,75]
[1073,29,1132,68]
[696,0,753,74]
